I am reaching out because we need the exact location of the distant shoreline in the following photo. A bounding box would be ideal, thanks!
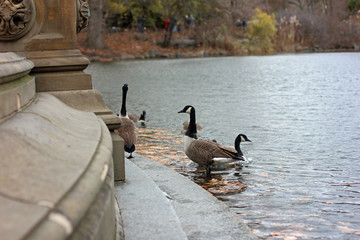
[77,31,360,63]
[85,48,360,62]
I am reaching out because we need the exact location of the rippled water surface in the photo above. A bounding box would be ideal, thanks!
[86,53,360,239]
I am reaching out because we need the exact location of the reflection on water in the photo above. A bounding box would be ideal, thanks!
[86,53,360,239]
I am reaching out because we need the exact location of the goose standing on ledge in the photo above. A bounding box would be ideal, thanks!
[178,105,251,177]
[114,84,137,159]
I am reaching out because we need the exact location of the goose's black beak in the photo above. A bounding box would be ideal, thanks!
[247,139,252,142]
[178,109,185,113]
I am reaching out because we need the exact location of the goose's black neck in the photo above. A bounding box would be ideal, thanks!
[186,108,197,138]
[139,111,146,121]
[234,135,243,156]
[120,86,128,117]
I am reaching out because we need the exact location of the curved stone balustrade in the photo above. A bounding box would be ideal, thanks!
[0,0,122,237]
[0,93,116,240]
[0,52,34,84]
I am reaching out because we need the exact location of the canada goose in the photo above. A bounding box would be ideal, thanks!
[178,105,251,177]
[182,121,202,134]
[114,84,137,159]
[139,110,146,127]
[128,110,147,127]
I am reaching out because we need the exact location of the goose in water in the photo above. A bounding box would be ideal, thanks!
[138,110,147,127]
[178,105,251,177]
[114,84,137,159]
[129,110,146,124]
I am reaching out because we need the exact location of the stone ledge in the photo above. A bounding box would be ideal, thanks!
[127,154,258,240]
[25,49,90,73]
[0,93,115,240]
[115,159,187,240]
[34,71,92,92]
[49,89,113,114]
[49,89,121,130]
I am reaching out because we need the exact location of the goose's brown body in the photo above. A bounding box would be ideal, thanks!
[115,117,137,149]
[184,137,242,167]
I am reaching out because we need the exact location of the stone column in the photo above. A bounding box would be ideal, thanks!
[0,0,124,165]
[0,0,90,91]
[0,0,124,166]
[0,0,121,130]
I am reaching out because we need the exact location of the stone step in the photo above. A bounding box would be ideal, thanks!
[114,158,187,240]
[122,154,258,240]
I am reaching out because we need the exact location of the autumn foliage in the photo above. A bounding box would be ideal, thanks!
[79,0,360,58]
[247,8,278,54]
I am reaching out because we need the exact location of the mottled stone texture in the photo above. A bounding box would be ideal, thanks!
[0,52,35,122]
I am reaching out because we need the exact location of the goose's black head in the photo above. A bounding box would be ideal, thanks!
[178,105,194,114]
[237,134,251,143]
[123,84,128,92]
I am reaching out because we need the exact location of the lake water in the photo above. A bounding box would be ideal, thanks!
[86,53,360,239]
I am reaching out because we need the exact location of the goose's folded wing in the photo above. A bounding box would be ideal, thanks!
[192,140,236,159]
[218,145,238,157]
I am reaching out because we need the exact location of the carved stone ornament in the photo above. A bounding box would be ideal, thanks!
[77,0,89,33]
[0,0,36,41]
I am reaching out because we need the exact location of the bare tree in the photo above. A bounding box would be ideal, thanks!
[87,0,106,49]
[221,0,263,25]
[161,0,185,47]
[160,0,220,47]
[286,0,334,13]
